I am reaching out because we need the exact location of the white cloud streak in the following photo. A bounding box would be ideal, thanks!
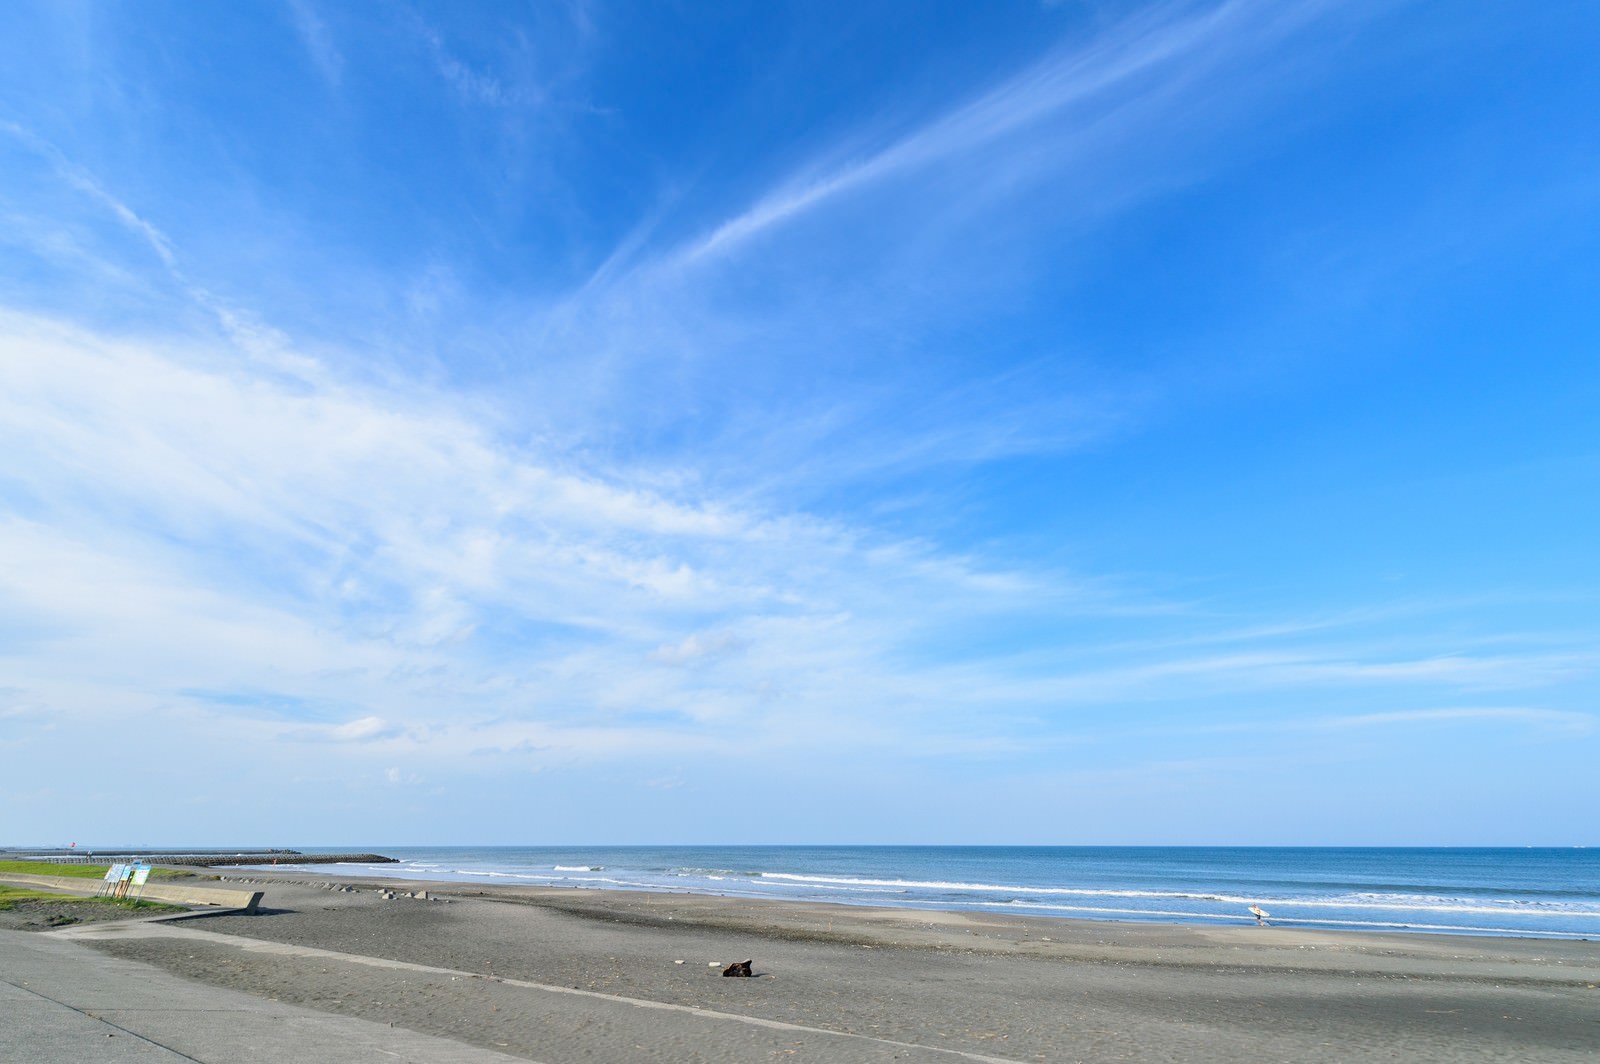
[0,122,296,366]
[1313,707,1595,733]
[676,0,1342,267]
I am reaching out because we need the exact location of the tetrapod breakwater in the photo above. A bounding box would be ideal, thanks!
[1,848,397,867]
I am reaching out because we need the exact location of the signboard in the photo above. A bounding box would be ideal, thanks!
[103,862,141,898]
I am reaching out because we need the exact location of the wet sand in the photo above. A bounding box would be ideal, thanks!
[63,871,1600,1063]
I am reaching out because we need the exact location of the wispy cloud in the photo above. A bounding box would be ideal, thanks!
[650,631,746,666]
[0,309,1095,762]
[289,715,400,743]
[517,0,1378,494]
[674,0,1344,267]
[0,121,178,271]
[888,647,1597,712]
[286,0,343,88]
[0,123,295,364]
[1312,707,1595,733]
[415,21,538,108]
[12,302,1586,775]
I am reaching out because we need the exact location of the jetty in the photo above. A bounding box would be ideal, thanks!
[0,848,397,868]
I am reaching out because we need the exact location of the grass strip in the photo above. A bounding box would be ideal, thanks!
[0,884,185,914]
[0,859,193,880]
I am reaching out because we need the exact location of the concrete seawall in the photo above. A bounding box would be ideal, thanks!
[0,871,263,912]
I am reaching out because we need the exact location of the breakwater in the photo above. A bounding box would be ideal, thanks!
[1,849,397,868]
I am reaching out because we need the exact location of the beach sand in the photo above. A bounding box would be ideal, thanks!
[60,871,1600,1063]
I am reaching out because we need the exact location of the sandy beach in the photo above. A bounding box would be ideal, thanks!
[43,870,1600,1063]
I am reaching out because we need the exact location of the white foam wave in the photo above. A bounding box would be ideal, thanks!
[755,872,1245,902]
[977,900,1597,937]
[1280,889,1600,915]
[978,900,1254,921]
[764,881,909,895]
[747,874,1600,918]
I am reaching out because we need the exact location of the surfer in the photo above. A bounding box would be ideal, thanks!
[1249,903,1268,926]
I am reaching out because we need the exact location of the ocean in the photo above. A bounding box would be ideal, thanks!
[258,845,1599,940]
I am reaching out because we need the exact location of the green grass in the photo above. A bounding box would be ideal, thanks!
[0,859,193,880]
[0,884,185,914]
[0,885,67,908]
[0,859,110,879]
[85,896,186,913]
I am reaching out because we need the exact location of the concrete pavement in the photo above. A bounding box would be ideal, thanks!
[0,929,538,1064]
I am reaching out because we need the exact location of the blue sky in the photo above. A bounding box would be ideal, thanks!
[2,1,1596,847]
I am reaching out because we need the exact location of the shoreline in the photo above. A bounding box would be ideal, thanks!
[225,859,1598,944]
[210,867,1600,979]
[53,871,1600,1062]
